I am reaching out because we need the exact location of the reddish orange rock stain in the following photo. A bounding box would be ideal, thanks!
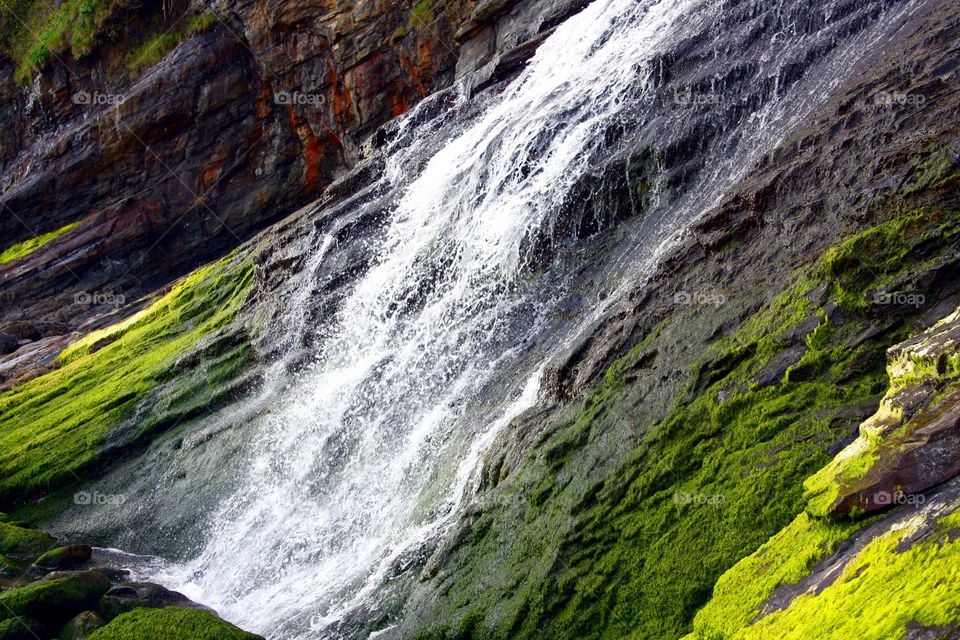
[391,93,409,117]
[286,106,323,195]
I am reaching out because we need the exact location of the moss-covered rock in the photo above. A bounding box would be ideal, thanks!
[687,302,960,639]
[87,607,264,640]
[99,582,214,621]
[0,222,79,266]
[34,545,92,571]
[804,305,960,517]
[59,610,106,639]
[0,521,56,557]
[0,616,47,640]
[688,479,960,640]
[0,571,110,629]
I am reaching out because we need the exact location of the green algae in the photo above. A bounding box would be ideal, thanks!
[0,253,254,505]
[88,607,262,640]
[0,222,79,266]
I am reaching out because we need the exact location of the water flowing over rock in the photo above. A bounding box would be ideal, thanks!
[2,0,960,639]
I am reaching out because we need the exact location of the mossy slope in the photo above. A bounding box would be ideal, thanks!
[0,252,255,506]
[689,429,960,640]
[688,295,960,638]
[409,164,960,639]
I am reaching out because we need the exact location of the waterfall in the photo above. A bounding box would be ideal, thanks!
[152,0,921,636]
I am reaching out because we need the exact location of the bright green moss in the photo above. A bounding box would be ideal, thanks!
[0,521,55,556]
[88,607,262,640]
[0,222,79,266]
[125,32,181,77]
[710,511,960,639]
[412,191,960,639]
[0,570,109,622]
[414,268,890,640]
[0,253,254,504]
[686,513,865,638]
[803,427,885,517]
[819,207,960,312]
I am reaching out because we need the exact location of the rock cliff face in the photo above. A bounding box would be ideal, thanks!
[1,0,960,639]
[0,0,585,383]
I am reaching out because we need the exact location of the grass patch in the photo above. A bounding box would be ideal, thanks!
[125,31,181,77]
[0,253,254,505]
[0,221,79,266]
[11,0,112,82]
[186,11,217,35]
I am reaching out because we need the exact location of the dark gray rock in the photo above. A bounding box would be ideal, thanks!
[99,582,217,621]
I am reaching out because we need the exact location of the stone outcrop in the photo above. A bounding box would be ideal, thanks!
[805,306,960,517]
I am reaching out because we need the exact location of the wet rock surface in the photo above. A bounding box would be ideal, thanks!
[1,0,960,638]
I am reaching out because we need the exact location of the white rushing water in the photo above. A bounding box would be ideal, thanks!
[159,0,704,635]
[153,0,922,636]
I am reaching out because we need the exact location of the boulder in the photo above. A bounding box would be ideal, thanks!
[59,610,106,640]
[34,545,93,571]
[0,522,56,558]
[0,571,110,629]
[805,305,960,516]
[99,583,216,621]
[86,606,264,640]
